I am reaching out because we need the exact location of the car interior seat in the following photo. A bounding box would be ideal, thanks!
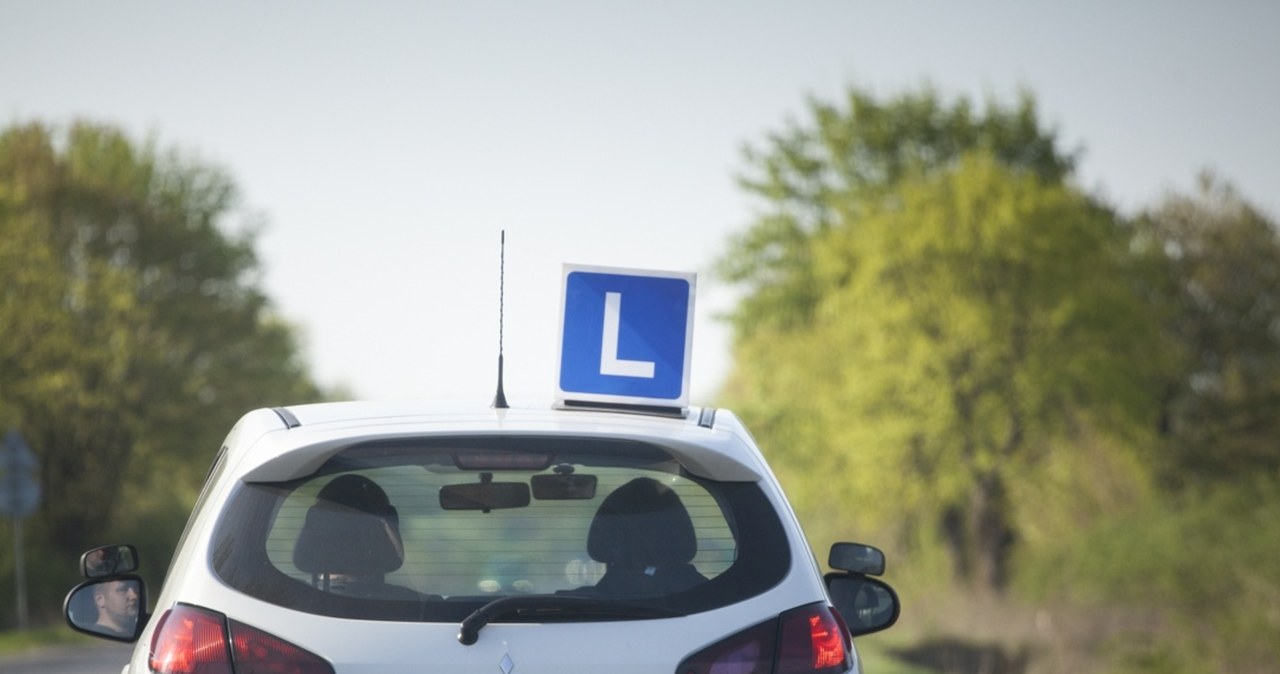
[293,474,405,591]
[587,476,708,596]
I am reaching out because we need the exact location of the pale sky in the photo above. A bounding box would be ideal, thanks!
[4,2,1277,406]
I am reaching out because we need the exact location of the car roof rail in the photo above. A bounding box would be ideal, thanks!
[272,407,302,429]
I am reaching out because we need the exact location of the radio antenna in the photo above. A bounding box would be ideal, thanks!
[492,230,509,409]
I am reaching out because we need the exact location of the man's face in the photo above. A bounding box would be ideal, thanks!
[96,580,139,628]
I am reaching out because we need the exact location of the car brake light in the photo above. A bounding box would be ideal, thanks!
[228,617,335,674]
[675,602,853,674]
[149,605,233,674]
[676,619,776,674]
[776,605,850,673]
[149,604,333,674]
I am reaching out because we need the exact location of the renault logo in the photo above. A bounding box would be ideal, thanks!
[499,653,515,674]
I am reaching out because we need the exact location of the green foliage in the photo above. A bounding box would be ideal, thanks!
[1133,175,1280,486]
[0,120,328,628]
[726,147,1170,591]
[719,84,1078,336]
[1018,478,1280,673]
[717,81,1280,672]
[717,86,1115,592]
[0,623,97,654]
[813,152,1161,455]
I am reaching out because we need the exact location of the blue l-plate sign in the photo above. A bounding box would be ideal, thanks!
[556,264,696,408]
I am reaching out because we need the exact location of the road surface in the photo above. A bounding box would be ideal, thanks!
[0,642,133,674]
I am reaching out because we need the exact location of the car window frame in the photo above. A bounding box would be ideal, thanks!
[209,435,792,622]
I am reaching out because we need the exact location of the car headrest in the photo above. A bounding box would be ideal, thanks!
[293,475,404,576]
[587,477,697,567]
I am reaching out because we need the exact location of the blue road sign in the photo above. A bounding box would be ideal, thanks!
[0,430,40,518]
[557,265,696,408]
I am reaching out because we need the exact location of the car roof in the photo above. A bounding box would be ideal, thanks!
[221,400,769,484]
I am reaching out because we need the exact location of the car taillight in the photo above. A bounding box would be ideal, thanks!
[776,604,850,673]
[149,605,232,674]
[228,617,334,674]
[149,604,333,674]
[676,602,853,674]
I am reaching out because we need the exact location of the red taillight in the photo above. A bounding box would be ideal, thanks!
[676,619,777,674]
[676,602,853,674]
[148,604,333,674]
[228,618,334,674]
[776,605,850,673]
[149,605,233,674]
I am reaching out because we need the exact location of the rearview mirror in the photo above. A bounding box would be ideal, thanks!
[440,481,531,511]
[531,474,597,500]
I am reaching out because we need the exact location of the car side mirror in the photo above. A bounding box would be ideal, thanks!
[64,576,147,642]
[828,542,885,576]
[825,573,900,636]
[80,544,139,578]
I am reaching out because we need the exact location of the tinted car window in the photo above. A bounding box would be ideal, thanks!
[212,436,789,622]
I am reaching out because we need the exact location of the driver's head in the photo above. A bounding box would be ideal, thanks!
[94,580,139,630]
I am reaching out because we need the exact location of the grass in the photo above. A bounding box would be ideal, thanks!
[0,624,97,655]
[856,632,937,674]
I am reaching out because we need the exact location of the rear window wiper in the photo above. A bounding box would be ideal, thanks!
[458,595,683,645]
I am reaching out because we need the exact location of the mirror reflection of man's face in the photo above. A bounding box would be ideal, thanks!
[94,580,139,633]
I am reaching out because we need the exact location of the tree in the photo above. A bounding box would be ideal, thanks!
[1133,174,1280,485]
[722,149,1170,593]
[715,86,1152,593]
[0,120,326,622]
[718,85,1078,338]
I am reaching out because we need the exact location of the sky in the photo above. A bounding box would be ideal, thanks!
[4,2,1277,406]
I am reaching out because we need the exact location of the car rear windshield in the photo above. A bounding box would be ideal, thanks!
[211,436,790,622]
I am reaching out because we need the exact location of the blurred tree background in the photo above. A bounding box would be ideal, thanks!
[2,83,1279,674]
[718,85,1280,673]
[0,121,329,627]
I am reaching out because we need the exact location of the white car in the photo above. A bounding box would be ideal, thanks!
[66,399,899,673]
